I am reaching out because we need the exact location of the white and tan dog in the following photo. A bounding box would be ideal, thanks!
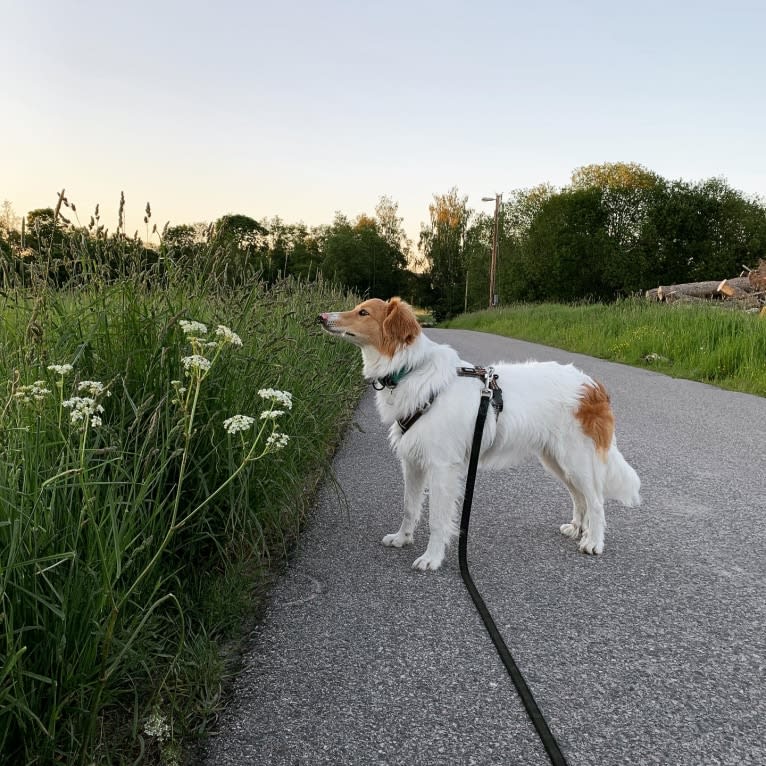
[319,297,641,571]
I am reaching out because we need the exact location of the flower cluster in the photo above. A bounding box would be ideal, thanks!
[144,708,171,742]
[223,414,255,435]
[181,355,212,373]
[258,389,293,410]
[63,396,105,429]
[78,380,111,398]
[178,320,208,336]
[47,363,73,376]
[215,324,243,347]
[14,380,51,404]
[266,432,290,450]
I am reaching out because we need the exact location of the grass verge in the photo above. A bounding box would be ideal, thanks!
[442,300,766,397]
[0,271,363,764]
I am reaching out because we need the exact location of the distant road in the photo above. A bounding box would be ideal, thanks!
[205,328,766,766]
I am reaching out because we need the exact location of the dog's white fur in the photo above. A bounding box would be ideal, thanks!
[319,298,641,571]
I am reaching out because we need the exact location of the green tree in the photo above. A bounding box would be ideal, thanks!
[521,187,615,301]
[419,187,470,320]
[320,212,407,297]
[208,214,269,283]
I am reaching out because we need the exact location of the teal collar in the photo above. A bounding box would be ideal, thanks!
[372,366,411,390]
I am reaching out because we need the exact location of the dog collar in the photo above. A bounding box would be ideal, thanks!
[371,366,411,390]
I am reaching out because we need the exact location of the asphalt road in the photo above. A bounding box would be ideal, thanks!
[204,329,766,766]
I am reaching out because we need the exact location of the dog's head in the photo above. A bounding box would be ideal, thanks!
[318,297,421,357]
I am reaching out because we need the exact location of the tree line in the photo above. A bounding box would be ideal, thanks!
[3,162,766,317]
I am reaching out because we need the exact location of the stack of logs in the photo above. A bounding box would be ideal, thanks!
[645,259,766,315]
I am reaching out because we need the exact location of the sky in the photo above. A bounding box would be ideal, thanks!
[2,0,765,247]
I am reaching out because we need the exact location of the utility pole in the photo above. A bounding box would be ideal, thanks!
[482,193,502,308]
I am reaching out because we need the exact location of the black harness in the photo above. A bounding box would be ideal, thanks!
[371,365,503,434]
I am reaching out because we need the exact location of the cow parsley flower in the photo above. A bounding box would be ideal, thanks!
[178,319,208,336]
[181,355,212,373]
[62,396,105,428]
[266,431,289,450]
[48,363,74,376]
[144,708,171,741]
[15,381,52,404]
[258,389,293,410]
[215,324,243,347]
[78,380,110,397]
[260,409,285,420]
[223,414,255,435]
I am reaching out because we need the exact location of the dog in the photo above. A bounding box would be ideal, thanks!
[318,297,641,571]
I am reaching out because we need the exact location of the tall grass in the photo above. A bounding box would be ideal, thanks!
[443,300,766,397]
[0,218,363,763]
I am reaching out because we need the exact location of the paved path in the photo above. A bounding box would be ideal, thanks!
[205,329,766,766]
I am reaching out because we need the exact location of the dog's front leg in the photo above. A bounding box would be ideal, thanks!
[412,464,462,572]
[382,458,426,548]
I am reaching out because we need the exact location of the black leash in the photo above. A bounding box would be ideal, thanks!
[459,386,570,766]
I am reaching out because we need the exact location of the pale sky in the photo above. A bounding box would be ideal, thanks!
[2,0,764,247]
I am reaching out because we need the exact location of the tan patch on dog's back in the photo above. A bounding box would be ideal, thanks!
[575,381,614,459]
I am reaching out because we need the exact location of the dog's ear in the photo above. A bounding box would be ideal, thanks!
[382,297,421,355]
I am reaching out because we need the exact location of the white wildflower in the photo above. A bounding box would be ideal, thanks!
[15,381,52,404]
[259,410,285,420]
[178,319,208,336]
[144,708,171,741]
[223,414,255,435]
[181,355,212,373]
[265,431,289,450]
[215,324,243,347]
[48,363,73,376]
[204,341,219,350]
[62,396,105,428]
[77,380,109,397]
[258,389,293,410]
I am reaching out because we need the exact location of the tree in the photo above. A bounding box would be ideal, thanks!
[419,187,470,320]
[375,195,412,266]
[1,200,20,237]
[208,214,269,283]
[320,212,407,297]
[520,187,615,301]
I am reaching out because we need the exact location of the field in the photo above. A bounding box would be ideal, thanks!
[0,252,363,763]
[443,300,766,397]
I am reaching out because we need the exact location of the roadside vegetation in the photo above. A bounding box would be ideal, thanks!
[0,205,363,764]
[443,300,766,397]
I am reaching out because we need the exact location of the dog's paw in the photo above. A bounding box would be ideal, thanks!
[411,552,443,571]
[382,531,413,548]
[560,522,582,539]
[578,535,604,555]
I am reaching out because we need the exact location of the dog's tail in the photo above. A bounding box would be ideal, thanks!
[604,442,641,507]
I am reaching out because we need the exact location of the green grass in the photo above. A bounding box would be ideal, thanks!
[0,254,363,763]
[442,300,766,397]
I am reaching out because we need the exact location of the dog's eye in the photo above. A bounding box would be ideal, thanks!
[359,309,369,316]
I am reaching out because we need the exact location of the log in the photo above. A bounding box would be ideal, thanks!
[749,260,766,290]
[646,276,755,302]
[717,279,749,299]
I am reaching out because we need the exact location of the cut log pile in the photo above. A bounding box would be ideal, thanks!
[645,260,766,316]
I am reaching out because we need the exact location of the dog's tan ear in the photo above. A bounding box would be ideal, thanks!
[382,297,421,355]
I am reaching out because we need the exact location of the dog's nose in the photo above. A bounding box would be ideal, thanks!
[317,312,328,325]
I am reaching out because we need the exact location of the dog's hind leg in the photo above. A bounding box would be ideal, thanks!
[539,452,586,540]
[382,458,426,548]
[411,464,463,571]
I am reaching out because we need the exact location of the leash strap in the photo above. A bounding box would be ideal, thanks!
[459,389,569,766]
